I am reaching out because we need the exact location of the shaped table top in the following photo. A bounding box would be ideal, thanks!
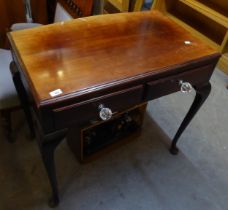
[8,11,219,106]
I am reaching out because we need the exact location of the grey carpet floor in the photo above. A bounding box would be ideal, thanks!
[0,69,227,210]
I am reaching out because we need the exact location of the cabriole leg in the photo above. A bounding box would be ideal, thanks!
[0,110,13,142]
[10,62,35,139]
[38,130,66,208]
[170,83,211,155]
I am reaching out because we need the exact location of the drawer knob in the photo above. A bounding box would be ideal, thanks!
[99,104,112,121]
[179,80,193,93]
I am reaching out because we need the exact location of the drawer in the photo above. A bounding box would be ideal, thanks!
[53,85,144,129]
[146,64,214,100]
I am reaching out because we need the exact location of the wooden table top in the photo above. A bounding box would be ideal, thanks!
[8,11,218,106]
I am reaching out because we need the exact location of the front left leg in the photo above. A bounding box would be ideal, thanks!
[41,140,61,207]
[170,82,211,155]
[38,130,66,207]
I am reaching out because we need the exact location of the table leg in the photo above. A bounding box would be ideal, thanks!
[0,109,13,142]
[170,82,211,155]
[39,131,66,208]
[10,62,35,139]
[10,62,67,207]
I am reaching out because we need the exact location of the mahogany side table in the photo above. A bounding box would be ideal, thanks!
[8,11,220,207]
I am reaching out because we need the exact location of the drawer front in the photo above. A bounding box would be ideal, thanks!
[146,64,214,100]
[53,85,144,129]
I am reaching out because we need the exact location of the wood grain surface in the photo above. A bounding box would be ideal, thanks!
[8,11,218,105]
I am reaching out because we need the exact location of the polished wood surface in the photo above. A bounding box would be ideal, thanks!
[152,0,228,74]
[0,0,25,47]
[47,0,94,23]
[58,0,94,18]
[0,0,48,48]
[30,0,48,24]
[8,11,218,106]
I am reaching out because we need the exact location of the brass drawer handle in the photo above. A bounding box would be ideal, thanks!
[98,104,113,121]
[179,80,193,93]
